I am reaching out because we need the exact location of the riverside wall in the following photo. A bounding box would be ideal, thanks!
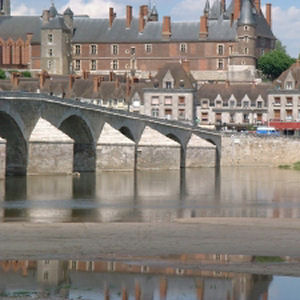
[0,138,5,179]
[221,134,300,167]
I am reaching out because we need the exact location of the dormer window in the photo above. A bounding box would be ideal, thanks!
[165,81,172,89]
[179,80,184,88]
[180,43,187,53]
[243,101,249,108]
[244,26,249,31]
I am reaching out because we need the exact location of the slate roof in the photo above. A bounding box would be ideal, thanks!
[238,0,256,26]
[0,0,275,44]
[275,62,300,89]
[197,83,273,105]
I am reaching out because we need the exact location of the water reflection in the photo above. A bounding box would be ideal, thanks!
[1,168,300,223]
[0,254,276,300]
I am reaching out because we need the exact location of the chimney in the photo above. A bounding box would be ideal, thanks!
[82,70,89,80]
[162,16,171,38]
[221,0,226,13]
[230,13,234,26]
[266,3,272,28]
[254,0,261,14]
[141,5,148,18]
[93,76,101,94]
[39,71,47,89]
[139,6,146,32]
[42,10,50,24]
[11,72,20,89]
[115,76,120,89]
[69,74,74,91]
[109,71,114,81]
[109,7,116,28]
[200,16,208,38]
[233,0,241,20]
[126,5,133,28]
[182,60,190,73]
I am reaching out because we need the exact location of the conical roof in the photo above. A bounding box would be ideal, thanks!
[238,0,256,25]
[49,3,58,18]
[64,7,73,16]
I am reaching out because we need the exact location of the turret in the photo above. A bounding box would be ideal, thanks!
[0,0,10,16]
[64,7,74,31]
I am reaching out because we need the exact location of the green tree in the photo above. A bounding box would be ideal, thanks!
[275,40,287,53]
[0,69,6,80]
[258,49,295,81]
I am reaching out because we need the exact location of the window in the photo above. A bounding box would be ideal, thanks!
[111,44,119,55]
[180,43,187,53]
[244,36,249,43]
[152,108,159,117]
[229,100,235,108]
[215,112,222,123]
[48,49,53,57]
[243,101,249,108]
[112,59,118,70]
[130,47,136,55]
[229,45,233,55]
[216,100,222,108]
[274,97,281,105]
[165,81,172,89]
[286,109,293,120]
[217,59,224,70]
[151,96,159,106]
[90,44,97,55]
[202,100,209,108]
[75,59,81,71]
[165,109,172,120]
[202,112,208,122]
[257,113,263,123]
[44,260,50,264]
[43,272,49,281]
[145,44,152,53]
[274,109,281,120]
[257,101,263,108]
[244,48,249,55]
[72,261,77,269]
[178,96,185,106]
[48,60,53,69]
[164,96,172,105]
[244,25,249,31]
[243,113,249,123]
[286,81,293,90]
[230,113,235,123]
[91,60,97,70]
[75,45,81,55]
[178,109,185,120]
[48,34,53,43]
[286,97,293,105]
[217,44,224,55]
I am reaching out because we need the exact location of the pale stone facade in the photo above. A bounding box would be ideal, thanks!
[0,138,6,179]
[221,134,300,167]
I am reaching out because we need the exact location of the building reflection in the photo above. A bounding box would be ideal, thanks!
[0,254,275,300]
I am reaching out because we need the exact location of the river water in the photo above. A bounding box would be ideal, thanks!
[1,167,300,223]
[1,167,300,299]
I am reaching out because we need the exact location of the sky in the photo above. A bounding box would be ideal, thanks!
[11,0,300,58]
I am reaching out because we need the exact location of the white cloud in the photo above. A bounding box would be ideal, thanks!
[61,0,123,18]
[12,3,37,15]
[267,5,300,57]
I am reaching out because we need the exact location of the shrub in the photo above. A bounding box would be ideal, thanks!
[0,69,6,79]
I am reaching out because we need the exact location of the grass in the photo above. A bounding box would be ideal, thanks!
[254,256,285,263]
[279,161,300,171]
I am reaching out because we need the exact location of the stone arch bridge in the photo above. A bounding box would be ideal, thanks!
[0,92,221,176]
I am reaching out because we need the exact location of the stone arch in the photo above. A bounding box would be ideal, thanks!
[59,115,96,172]
[0,111,27,175]
[119,126,135,142]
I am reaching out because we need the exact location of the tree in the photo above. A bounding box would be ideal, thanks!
[275,40,287,53]
[0,69,6,80]
[258,49,295,81]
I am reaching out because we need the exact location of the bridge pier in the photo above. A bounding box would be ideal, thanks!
[28,118,74,175]
[0,138,6,179]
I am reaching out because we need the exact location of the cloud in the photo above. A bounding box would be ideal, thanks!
[60,0,123,18]
[267,5,300,57]
[12,3,37,15]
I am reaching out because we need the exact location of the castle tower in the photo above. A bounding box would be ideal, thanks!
[0,0,10,16]
[228,0,257,82]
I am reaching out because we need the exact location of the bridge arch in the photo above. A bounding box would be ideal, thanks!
[119,126,135,142]
[59,115,96,172]
[0,111,27,175]
[166,133,187,168]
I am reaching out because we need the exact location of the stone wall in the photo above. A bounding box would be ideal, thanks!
[221,135,300,167]
[0,138,6,179]
[27,142,74,175]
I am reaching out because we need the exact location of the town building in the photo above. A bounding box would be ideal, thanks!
[197,82,272,129]
[0,0,275,82]
[268,61,300,136]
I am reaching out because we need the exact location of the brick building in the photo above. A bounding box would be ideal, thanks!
[0,0,275,82]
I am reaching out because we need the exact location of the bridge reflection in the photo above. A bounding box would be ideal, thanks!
[1,168,300,223]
